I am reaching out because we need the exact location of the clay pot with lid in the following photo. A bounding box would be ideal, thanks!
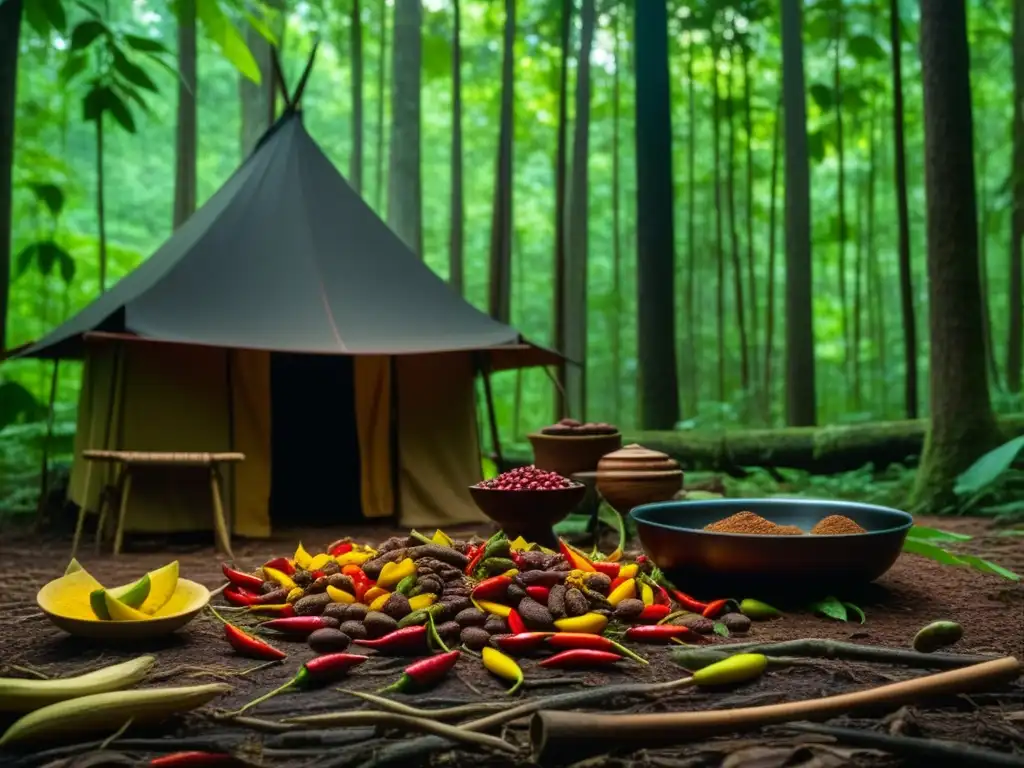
[596,444,683,514]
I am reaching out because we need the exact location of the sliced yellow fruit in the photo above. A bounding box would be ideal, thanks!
[103,591,151,621]
[90,574,151,620]
[294,542,313,569]
[138,561,179,615]
[64,558,83,576]
[326,585,355,604]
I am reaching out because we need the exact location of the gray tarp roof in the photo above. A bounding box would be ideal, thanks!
[8,111,559,368]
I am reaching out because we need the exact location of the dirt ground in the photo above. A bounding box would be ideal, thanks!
[0,517,1022,768]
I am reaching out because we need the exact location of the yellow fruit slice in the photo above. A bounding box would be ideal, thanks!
[307,553,332,571]
[89,574,151,620]
[103,592,150,621]
[64,558,83,576]
[138,561,179,615]
[294,543,313,569]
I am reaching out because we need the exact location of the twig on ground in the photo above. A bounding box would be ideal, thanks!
[16,612,45,623]
[336,689,508,721]
[6,665,50,679]
[98,718,134,750]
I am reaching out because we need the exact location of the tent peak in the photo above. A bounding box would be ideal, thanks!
[270,41,320,115]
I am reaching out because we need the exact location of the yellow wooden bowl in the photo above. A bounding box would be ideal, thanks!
[37,570,210,640]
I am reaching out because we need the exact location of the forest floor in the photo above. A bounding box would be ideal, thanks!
[0,518,1022,768]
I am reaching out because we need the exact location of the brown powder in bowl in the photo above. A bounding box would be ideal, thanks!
[810,514,866,535]
[705,510,794,535]
[775,525,807,536]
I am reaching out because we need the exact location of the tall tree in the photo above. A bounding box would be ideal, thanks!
[239,0,280,158]
[552,0,571,417]
[685,19,698,415]
[833,1,850,394]
[711,38,726,403]
[763,95,781,420]
[349,0,364,193]
[0,0,22,350]
[448,0,464,295]
[375,0,388,210]
[488,0,515,323]
[889,0,918,418]
[1009,0,1024,394]
[611,1,624,422]
[910,0,1001,512]
[388,0,423,257]
[741,37,758,400]
[780,0,816,426]
[173,0,197,229]
[725,46,750,401]
[564,0,595,418]
[635,0,680,429]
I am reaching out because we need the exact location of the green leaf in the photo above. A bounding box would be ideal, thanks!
[995,529,1024,537]
[0,381,43,434]
[809,595,847,621]
[596,502,627,554]
[842,602,866,624]
[553,513,591,537]
[112,46,159,92]
[954,436,1024,497]
[60,52,90,84]
[76,1,103,18]
[481,456,498,480]
[907,525,973,542]
[70,19,108,52]
[809,83,833,111]
[24,0,51,38]
[124,34,170,54]
[196,1,262,85]
[902,537,968,566]
[29,183,64,216]
[82,82,106,122]
[243,11,279,46]
[808,130,826,163]
[36,0,68,34]
[36,240,66,276]
[712,622,729,637]
[847,34,885,60]
[57,249,76,285]
[101,88,136,133]
[15,243,39,278]
[953,555,1021,582]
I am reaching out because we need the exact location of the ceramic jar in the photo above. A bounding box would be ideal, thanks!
[528,431,623,478]
[596,443,683,514]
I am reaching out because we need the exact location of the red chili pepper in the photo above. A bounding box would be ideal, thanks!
[558,539,597,572]
[235,652,368,714]
[248,603,296,618]
[525,585,550,603]
[545,633,649,664]
[464,545,486,575]
[507,609,527,635]
[651,583,671,606]
[353,624,428,655]
[329,540,354,556]
[311,570,325,579]
[637,604,672,622]
[263,556,295,575]
[259,616,337,635]
[625,624,706,644]
[492,632,551,655]
[539,649,622,668]
[608,575,628,592]
[668,588,708,614]
[703,598,729,619]
[221,564,264,592]
[592,561,621,578]
[149,753,238,767]
[380,649,461,693]
[209,607,286,660]
[223,587,262,607]
[471,574,513,601]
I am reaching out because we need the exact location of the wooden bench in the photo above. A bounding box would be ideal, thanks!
[73,450,245,559]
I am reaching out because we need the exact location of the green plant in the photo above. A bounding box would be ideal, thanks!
[808,595,865,623]
[951,436,1024,519]
[902,525,1020,581]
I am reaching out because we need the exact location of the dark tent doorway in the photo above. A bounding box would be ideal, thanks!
[270,353,363,527]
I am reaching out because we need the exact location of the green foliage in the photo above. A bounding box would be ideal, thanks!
[0,382,43,434]
[196,1,262,84]
[902,525,1020,581]
[951,436,1024,517]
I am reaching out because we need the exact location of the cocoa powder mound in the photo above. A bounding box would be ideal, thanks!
[704,510,797,535]
[810,514,867,535]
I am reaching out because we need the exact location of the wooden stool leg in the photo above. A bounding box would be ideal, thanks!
[96,466,124,553]
[210,466,234,559]
[112,470,133,556]
[72,461,97,558]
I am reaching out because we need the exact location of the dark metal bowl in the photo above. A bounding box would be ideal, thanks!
[630,498,914,597]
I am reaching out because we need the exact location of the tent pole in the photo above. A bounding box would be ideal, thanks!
[94,342,124,550]
[291,41,320,108]
[388,355,401,521]
[478,354,504,469]
[225,349,236,531]
[34,359,61,530]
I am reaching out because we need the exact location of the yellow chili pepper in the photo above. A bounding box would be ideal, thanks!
[554,613,608,634]
[408,593,436,611]
[481,647,523,694]
[606,547,624,563]
[377,558,416,590]
[508,536,530,551]
[501,569,519,578]
[431,529,454,547]
[369,592,392,612]
[362,586,389,604]
[474,599,513,618]
[607,578,637,607]
[335,550,374,566]
[618,564,638,579]
[263,566,297,591]
[285,587,304,603]
[247,603,291,614]
[640,581,654,606]
[691,654,768,687]
[308,553,332,571]
[326,585,355,604]
[293,542,313,569]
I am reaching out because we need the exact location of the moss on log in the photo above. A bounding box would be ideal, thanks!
[501,415,1024,475]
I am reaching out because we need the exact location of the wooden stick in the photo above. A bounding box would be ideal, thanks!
[530,656,1022,761]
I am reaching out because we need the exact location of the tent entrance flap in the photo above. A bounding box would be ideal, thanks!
[270,352,361,527]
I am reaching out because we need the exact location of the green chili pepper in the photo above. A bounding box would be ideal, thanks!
[397,604,446,629]
[396,575,417,596]
[483,537,511,561]
[480,557,517,576]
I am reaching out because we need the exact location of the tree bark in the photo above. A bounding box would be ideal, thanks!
[726,47,750,400]
[488,0,515,324]
[685,28,697,416]
[564,0,595,420]
[96,115,107,293]
[866,105,883,411]
[375,0,388,211]
[1009,0,1024,394]
[834,4,849,395]
[763,94,781,422]
[711,40,726,403]
[448,0,464,295]
[239,0,280,159]
[0,0,22,351]
[634,0,680,430]
[978,143,998,389]
[552,0,571,418]
[388,0,423,257]
[910,0,1002,512]
[173,0,197,230]
[852,124,863,412]
[611,1,623,423]
[742,43,758,402]
[889,0,918,418]
[780,0,816,426]
[350,0,364,194]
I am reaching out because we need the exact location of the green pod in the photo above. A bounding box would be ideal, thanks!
[480,557,517,576]
[396,575,417,596]
[483,538,512,560]
[739,599,782,621]
[397,603,445,629]
[912,620,963,653]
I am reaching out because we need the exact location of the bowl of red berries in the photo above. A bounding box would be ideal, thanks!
[470,466,586,548]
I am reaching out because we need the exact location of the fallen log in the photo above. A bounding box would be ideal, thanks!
[499,415,1024,475]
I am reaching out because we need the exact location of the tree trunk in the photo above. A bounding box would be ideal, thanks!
[834,5,849,397]
[634,0,680,430]
[978,145,998,389]
[611,1,623,423]
[350,0,364,193]
[0,0,21,351]
[763,94,781,422]
[726,47,750,401]
[564,0,595,420]
[375,0,388,211]
[780,0,816,426]
[388,0,423,257]
[173,0,197,230]
[488,0,515,324]
[449,0,464,295]
[552,0,571,418]
[742,43,758,403]
[96,115,107,293]
[889,0,918,418]
[685,27,698,416]
[1009,0,1024,394]
[239,0,280,159]
[711,41,726,403]
[910,0,1002,512]
[852,123,863,412]
[866,105,883,412]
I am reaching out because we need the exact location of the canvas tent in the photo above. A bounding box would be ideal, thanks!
[6,70,560,538]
